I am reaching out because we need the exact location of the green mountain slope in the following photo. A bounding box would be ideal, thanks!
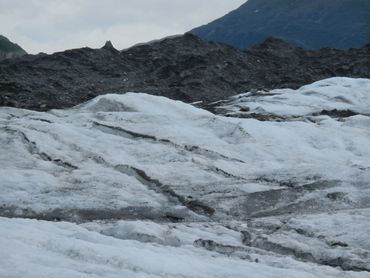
[0,35,27,60]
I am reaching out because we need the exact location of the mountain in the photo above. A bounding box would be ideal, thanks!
[1,77,370,275]
[191,0,370,49]
[0,34,369,111]
[0,35,27,60]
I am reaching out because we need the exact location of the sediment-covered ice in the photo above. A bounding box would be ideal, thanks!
[1,77,370,277]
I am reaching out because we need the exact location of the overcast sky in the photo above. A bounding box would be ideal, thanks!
[0,0,246,54]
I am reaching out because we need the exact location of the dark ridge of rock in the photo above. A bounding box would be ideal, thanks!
[0,206,191,223]
[312,109,359,118]
[0,33,369,111]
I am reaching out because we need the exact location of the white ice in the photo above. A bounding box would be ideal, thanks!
[1,77,370,277]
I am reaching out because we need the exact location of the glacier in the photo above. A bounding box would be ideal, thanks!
[1,77,370,277]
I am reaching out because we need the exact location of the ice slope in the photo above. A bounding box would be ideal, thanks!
[217,77,370,117]
[2,217,368,278]
[1,77,370,276]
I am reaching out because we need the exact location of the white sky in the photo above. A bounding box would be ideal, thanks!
[0,0,246,54]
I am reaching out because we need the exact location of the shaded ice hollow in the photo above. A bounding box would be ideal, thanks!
[1,77,370,277]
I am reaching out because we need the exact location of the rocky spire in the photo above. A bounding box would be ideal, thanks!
[102,40,117,52]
